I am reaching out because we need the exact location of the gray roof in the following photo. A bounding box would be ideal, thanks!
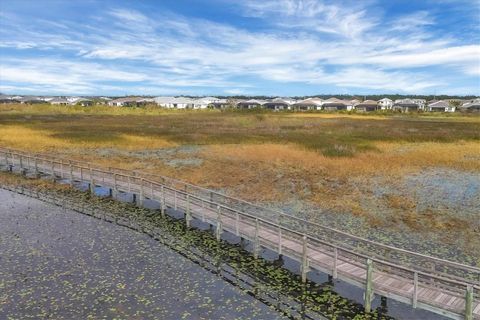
[428,101,449,108]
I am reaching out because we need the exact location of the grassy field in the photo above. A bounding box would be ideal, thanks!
[1,103,479,259]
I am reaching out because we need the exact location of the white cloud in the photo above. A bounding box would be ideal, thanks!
[0,2,479,95]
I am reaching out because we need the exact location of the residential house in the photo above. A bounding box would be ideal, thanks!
[18,96,44,104]
[355,100,378,112]
[427,100,455,112]
[263,98,293,111]
[393,98,426,112]
[209,98,230,109]
[74,98,94,106]
[394,98,426,110]
[292,98,323,111]
[460,99,480,112]
[154,96,194,109]
[322,98,347,111]
[108,97,149,107]
[236,99,266,109]
[50,97,69,105]
[0,95,20,103]
[378,98,393,110]
[191,97,226,109]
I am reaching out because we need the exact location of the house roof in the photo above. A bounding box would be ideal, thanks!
[323,97,343,103]
[238,99,266,105]
[110,97,145,103]
[356,100,378,106]
[428,100,449,108]
[50,98,69,103]
[461,101,480,109]
[293,98,323,106]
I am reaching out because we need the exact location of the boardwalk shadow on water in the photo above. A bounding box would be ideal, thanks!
[0,173,450,319]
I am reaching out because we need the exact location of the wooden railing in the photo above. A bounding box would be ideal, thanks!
[1,147,479,320]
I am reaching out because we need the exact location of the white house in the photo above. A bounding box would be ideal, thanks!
[236,99,267,109]
[50,97,69,105]
[263,98,294,111]
[293,98,323,110]
[394,98,426,110]
[378,98,393,110]
[108,97,147,107]
[154,96,194,109]
[427,100,455,112]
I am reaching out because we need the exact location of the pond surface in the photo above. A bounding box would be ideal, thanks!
[0,189,284,319]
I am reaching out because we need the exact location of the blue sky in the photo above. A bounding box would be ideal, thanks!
[0,0,479,96]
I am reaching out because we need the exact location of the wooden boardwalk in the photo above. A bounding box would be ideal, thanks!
[1,148,479,320]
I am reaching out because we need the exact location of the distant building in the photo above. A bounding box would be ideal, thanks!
[292,98,323,111]
[50,97,69,105]
[460,99,480,112]
[355,100,378,112]
[263,98,293,111]
[378,98,393,110]
[0,95,19,103]
[108,97,149,107]
[394,98,426,110]
[427,100,455,112]
[154,96,194,109]
[322,98,347,111]
[18,96,44,104]
[236,99,266,109]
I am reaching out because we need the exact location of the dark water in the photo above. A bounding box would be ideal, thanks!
[0,183,449,320]
[0,190,284,319]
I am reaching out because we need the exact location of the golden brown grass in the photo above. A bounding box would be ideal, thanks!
[0,125,177,152]
[1,104,479,238]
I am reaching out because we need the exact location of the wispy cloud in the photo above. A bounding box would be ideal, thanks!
[0,0,478,95]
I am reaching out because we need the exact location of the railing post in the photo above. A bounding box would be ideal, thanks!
[112,173,117,197]
[364,259,374,313]
[80,167,83,181]
[60,160,64,179]
[235,212,240,236]
[253,218,260,259]
[412,272,418,308]
[4,152,7,167]
[333,247,338,279]
[174,190,177,210]
[160,185,166,217]
[89,168,95,194]
[301,235,309,283]
[51,160,55,182]
[19,154,23,170]
[201,199,206,222]
[139,178,144,207]
[128,176,131,193]
[278,226,282,256]
[69,161,73,186]
[465,285,473,320]
[216,205,222,241]
[34,157,38,176]
[186,194,191,228]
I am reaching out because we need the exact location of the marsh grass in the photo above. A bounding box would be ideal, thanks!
[1,104,479,243]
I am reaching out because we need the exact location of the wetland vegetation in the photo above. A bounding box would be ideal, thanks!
[0,172,446,319]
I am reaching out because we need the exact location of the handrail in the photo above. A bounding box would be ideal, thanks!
[1,147,479,281]
[2,154,480,319]
[2,183,478,293]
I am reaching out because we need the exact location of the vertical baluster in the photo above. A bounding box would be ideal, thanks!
[301,235,309,283]
[216,205,222,241]
[364,259,374,313]
[412,272,418,308]
[333,247,338,279]
[465,285,473,320]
